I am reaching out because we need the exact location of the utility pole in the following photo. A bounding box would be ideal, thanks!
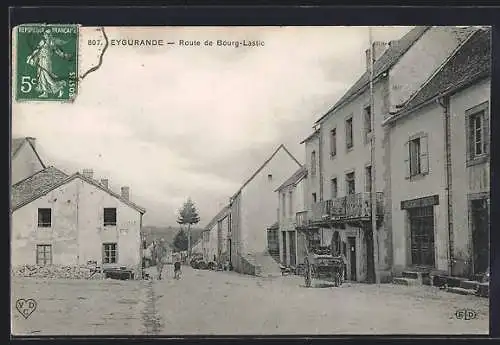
[369,26,380,284]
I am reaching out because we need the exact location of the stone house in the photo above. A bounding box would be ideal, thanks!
[11,166,146,278]
[299,26,479,283]
[219,144,302,275]
[275,166,308,268]
[383,28,491,278]
[11,137,46,185]
[201,206,229,263]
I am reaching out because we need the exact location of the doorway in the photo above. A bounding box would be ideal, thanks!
[471,198,489,275]
[348,237,357,281]
[409,206,435,267]
[289,231,296,266]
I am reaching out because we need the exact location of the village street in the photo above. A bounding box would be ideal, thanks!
[12,266,489,336]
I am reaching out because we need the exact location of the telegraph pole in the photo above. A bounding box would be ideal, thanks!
[369,26,380,284]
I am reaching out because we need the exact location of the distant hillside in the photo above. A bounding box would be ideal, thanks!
[142,225,204,247]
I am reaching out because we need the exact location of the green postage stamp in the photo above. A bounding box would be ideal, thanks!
[15,24,79,101]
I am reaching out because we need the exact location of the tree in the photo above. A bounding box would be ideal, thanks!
[176,197,200,260]
[173,229,189,252]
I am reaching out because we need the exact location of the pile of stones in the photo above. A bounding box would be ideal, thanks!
[12,264,105,280]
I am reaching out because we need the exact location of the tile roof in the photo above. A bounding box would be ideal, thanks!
[12,166,69,209]
[275,166,307,192]
[299,129,320,144]
[315,26,430,124]
[395,28,491,115]
[267,221,279,230]
[11,167,146,213]
[315,26,478,125]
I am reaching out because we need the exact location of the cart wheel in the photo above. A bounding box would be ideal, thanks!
[334,273,341,287]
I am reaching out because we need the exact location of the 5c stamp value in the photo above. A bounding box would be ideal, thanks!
[15,24,79,102]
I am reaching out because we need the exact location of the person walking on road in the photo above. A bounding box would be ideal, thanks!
[154,238,168,280]
[174,253,182,280]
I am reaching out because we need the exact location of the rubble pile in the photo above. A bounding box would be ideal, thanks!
[12,264,105,280]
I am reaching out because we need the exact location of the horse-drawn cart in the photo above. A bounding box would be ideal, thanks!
[303,249,345,288]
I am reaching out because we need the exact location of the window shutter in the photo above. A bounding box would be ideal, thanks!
[404,140,410,179]
[420,134,429,174]
[483,108,489,155]
[468,115,476,160]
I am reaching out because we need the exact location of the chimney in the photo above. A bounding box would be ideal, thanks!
[121,186,130,201]
[365,41,389,71]
[101,179,109,189]
[82,169,94,180]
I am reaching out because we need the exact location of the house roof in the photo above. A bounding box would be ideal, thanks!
[11,137,46,169]
[230,144,302,201]
[314,26,430,124]
[385,28,491,124]
[314,26,478,125]
[12,138,25,157]
[12,166,69,209]
[275,166,307,192]
[299,129,320,144]
[267,221,279,230]
[204,205,230,231]
[12,167,146,213]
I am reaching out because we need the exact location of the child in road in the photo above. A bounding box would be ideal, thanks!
[174,255,182,280]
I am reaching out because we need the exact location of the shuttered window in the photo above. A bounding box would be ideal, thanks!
[311,151,317,176]
[330,128,337,157]
[405,134,429,179]
[466,102,489,165]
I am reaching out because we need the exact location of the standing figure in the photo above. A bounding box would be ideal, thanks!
[26,28,72,98]
[154,238,168,280]
[174,254,182,280]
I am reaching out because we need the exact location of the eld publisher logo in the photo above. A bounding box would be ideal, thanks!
[455,309,477,321]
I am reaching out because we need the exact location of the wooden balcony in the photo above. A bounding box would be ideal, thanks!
[299,192,384,226]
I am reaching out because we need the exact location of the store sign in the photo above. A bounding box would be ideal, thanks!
[401,195,439,210]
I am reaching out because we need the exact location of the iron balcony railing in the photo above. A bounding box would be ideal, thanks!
[297,192,384,225]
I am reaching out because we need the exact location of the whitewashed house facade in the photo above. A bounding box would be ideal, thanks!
[11,167,146,278]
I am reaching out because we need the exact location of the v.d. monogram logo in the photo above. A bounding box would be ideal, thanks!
[16,298,37,319]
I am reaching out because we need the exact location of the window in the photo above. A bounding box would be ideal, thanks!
[311,151,317,176]
[103,243,117,264]
[365,166,372,193]
[405,134,428,178]
[346,172,355,195]
[364,105,372,143]
[331,178,338,199]
[37,208,51,227]
[289,191,293,216]
[467,104,489,162]
[104,208,117,226]
[346,117,353,149]
[36,244,52,265]
[330,128,337,157]
[312,193,317,203]
[268,174,273,181]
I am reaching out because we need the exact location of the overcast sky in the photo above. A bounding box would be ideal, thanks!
[12,26,412,227]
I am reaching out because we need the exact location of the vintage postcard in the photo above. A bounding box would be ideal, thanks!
[11,25,490,336]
